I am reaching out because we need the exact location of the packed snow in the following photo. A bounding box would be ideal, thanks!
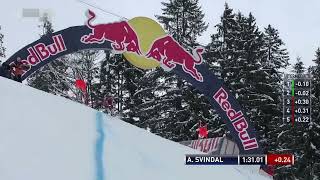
[0,77,269,180]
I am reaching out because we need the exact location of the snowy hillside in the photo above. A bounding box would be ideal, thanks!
[0,77,268,180]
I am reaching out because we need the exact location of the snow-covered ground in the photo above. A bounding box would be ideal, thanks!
[0,77,269,180]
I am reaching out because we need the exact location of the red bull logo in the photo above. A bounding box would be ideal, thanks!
[81,10,204,82]
[16,34,67,75]
[2,9,261,154]
[146,35,204,82]
[213,87,259,150]
[81,10,142,55]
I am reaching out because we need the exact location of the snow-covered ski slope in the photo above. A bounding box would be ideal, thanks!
[0,77,269,180]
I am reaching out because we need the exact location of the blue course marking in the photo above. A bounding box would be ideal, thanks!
[95,112,105,180]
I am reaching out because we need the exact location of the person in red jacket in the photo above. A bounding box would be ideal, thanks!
[75,79,89,105]
[103,96,114,115]
[10,58,30,82]
[197,121,208,139]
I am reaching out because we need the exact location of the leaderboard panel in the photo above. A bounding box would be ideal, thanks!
[185,154,294,166]
[283,74,311,126]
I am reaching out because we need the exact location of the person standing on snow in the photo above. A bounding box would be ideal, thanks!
[103,95,115,115]
[10,58,30,83]
[197,121,208,139]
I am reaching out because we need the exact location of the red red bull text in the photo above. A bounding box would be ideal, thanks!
[189,137,221,153]
[146,35,204,82]
[213,87,259,151]
[81,10,142,55]
[19,34,66,74]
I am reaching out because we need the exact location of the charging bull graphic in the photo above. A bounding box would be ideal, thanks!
[81,10,203,82]
[146,35,204,82]
[2,10,262,155]
[81,10,142,55]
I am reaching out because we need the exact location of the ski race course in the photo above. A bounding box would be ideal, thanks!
[0,77,269,180]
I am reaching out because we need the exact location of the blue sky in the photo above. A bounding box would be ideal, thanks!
[1,0,319,69]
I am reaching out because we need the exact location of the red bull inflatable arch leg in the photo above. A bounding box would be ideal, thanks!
[2,10,262,155]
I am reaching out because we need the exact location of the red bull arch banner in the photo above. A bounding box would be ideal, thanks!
[3,10,261,154]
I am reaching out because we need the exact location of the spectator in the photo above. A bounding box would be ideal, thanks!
[198,121,208,139]
[10,59,30,83]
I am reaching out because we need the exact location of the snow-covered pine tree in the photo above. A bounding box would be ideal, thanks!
[111,55,126,113]
[292,56,305,74]
[93,51,145,117]
[231,12,274,150]
[0,25,5,63]
[206,3,237,81]
[262,25,289,69]
[109,54,143,115]
[210,10,266,145]
[92,50,113,110]
[205,3,239,138]
[65,50,101,106]
[259,24,293,179]
[309,48,320,179]
[209,5,290,158]
[125,68,164,129]
[293,49,320,179]
[275,58,309,179]
[120,57,146,122]
[292,57,317,179]
[156,0,208,48]
[27,16,69,96]
[133,0,224,141]
[260,24,290,152]
[207,3,238,82]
